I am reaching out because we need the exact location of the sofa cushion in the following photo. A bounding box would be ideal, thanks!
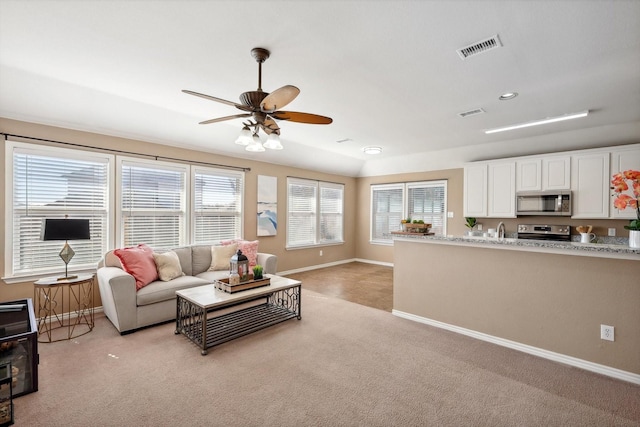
[152,251,184,281]
[136,275,210,306]
[171,246,193,276]
[191,245,213,276]
[196,270,233,283]
[208,243,238,271]
[113,244,158,290]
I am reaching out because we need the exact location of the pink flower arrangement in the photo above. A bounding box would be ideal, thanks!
[611,170,640,230]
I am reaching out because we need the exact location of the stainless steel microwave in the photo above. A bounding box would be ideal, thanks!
[516,191,571,216]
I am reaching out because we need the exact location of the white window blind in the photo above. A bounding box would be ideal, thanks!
[370,184,404,242]
[407,181,447,236]
[371,180,447,243]
[319,182,344,243]
[8,143,109,277]
[120,160,186,249]
[192,167,244,244]
[287,178,344,248]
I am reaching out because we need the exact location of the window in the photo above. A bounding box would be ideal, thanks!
[119,159,187,249]
[287,178,344,248]
[192,167,244,244]
[407,181,447,235]
[370,180,447,244]
[370,184,404,243]
[6,142,110,278]
[5,141,246,281]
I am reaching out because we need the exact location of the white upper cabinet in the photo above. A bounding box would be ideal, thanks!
[571,152,610,219]
[516,156,570,191]
[488,161,516,217]
[463,163,488,217]
[516,159,542,191]
[542,156,571,190]
[610,146,640,219]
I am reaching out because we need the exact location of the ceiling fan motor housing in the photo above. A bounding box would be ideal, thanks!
[240,91,269,108]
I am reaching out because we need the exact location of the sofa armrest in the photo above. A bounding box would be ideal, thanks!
[257,252,277,275]
[96,266,138,333]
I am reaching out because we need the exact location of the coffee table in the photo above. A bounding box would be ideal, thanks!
[175,275,301,355]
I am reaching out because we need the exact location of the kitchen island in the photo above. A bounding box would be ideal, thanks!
[393,235,640,384]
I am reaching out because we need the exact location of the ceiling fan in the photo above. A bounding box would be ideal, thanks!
[183,47,332,150]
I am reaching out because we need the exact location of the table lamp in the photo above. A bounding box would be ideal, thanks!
[42,218,91,280]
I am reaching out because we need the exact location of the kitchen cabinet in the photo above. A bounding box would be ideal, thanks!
[516,159,542,191]
[516,156,570,191]
[571,152,610,219]
[488,161,516,217]
[542,156,571,190]
[610,146,640,219]
[463,163,487,217]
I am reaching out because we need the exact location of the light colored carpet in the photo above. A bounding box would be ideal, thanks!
[16,290,640,426]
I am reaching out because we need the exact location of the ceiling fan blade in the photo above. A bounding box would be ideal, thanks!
[260,85,300,112]
[183,89,252,111]
[270,111,333,125]
[199,113,251,125]
[261,117,280,134]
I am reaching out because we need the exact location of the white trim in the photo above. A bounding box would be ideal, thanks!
[392,309,640,385]
[277,258,392,276]
[278,258,356,276]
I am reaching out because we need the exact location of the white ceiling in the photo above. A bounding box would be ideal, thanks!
[1,0,639,177]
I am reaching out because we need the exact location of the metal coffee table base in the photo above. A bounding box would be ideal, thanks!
[175,285,301,355]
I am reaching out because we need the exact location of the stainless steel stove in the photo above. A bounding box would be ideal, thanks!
[516,224,571,242]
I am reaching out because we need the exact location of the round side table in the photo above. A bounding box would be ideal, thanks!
[33,273,95,343]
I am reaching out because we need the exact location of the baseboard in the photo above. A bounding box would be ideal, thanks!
[35,306,103,322]
[353,258,394,267]
[278,258,392,276]
[392,309,640,385]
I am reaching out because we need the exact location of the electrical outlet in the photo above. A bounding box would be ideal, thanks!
[608,228,616,237]
[477,224,483,231]
[601,324,614,341]
[319,250,323,256]
[447,212,454,218]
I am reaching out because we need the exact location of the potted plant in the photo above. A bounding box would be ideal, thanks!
[611,170,640,248]
[464,217,477,236]
[252,264,264,280]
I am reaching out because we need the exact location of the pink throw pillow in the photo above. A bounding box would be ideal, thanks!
[113,244,158,290]
[221,239,259,267]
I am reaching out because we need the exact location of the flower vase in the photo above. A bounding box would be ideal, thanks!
[629,230,640,249]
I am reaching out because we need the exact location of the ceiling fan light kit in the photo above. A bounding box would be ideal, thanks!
[184,47,332,153]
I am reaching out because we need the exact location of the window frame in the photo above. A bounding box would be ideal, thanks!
[286,177,345,249]
[370,180,447,245]
[191,166,245,244]
[4,141,114,281]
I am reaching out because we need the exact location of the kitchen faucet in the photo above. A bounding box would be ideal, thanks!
[497,222,506,239]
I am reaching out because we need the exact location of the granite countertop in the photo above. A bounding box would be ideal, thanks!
[392,234,640,260]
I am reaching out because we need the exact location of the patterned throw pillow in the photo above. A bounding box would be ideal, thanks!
[208,243,238,271]
[113,244,158,290]
[221,239,259,267]
[152,250,185,281]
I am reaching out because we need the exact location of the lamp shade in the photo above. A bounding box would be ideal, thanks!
[42,219,91,241]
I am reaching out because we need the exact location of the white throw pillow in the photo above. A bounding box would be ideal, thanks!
[152,250,184,281]
[209,243,238,271]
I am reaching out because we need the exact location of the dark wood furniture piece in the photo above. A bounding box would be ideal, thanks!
[0,299,38,398]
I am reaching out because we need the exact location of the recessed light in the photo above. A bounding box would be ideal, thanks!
[484,110,589,134]
[499,92,518,100]
[363,146,382,155]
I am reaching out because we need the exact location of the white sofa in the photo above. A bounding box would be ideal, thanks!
[97,244,277,334]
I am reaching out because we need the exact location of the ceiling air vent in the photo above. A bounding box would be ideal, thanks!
[458,108,485,118]
[457,35,502,60]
